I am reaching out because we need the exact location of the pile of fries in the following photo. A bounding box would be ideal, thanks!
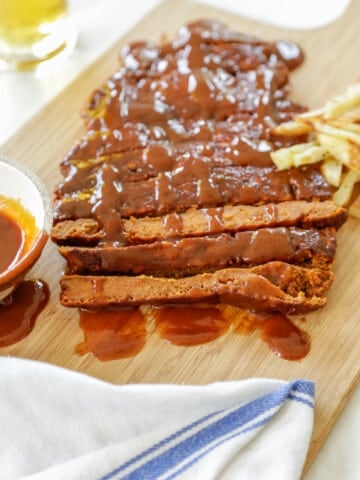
[271,83,360,217]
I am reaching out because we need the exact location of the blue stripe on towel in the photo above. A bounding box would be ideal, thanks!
[170,381,316,479]
[166,416,271,480]
[100,380,314,480]
[291,380,315,397]
[288,393,314,408]
[100,410,223,480]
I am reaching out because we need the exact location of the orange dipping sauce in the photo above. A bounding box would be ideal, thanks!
[0,194,47,290]
[0,210,24,273]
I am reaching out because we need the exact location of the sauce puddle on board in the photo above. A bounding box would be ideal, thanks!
[154,305,230,346]
[0,280,49,347]
[76,308,147,361]
[76,305,310,362]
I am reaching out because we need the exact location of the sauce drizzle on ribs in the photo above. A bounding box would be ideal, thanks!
[52,20,347,319]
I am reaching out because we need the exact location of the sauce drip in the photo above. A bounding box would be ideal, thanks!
[0,211,23,273]
[0,280,49,347]
[234,311,310,360]
[154,306,230,346]
[76,308,146,361]
[259,314,310,360]
[75,306,310,361]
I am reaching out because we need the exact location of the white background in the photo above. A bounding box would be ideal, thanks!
[0,1,358,478]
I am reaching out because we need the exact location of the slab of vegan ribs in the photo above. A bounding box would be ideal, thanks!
[52,20,347,312]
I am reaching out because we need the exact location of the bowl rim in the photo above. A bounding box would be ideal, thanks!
[0,155,52,288]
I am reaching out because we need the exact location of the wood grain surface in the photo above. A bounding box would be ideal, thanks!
[1,0,360,473]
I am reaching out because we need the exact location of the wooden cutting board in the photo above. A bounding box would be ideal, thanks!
[1,0,360,472]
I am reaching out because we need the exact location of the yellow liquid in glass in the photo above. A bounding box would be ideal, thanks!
[0,0,68,46]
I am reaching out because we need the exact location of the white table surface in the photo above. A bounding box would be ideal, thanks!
[0,1,358,478]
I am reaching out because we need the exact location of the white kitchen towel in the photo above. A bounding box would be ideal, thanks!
[0,357,314,480]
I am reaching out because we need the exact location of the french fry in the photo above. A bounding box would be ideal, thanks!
[314,121,360,145]
[349,193,360,218]
[293,145,327,167]
[270,142,315,170]
[297,108,324,120]
[324,83,360,120]
[320,157,343,187]
[271,82,360,212]
[272,121,312,136]
[270,149,294,170]
[317,133,360,173]
[333,169,360,207]
[340,105,360,122]
[328,120,360,135]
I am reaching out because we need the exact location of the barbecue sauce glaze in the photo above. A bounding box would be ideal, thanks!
[54,20,331,240]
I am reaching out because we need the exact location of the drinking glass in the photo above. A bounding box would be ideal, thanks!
[0,0,77,70]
